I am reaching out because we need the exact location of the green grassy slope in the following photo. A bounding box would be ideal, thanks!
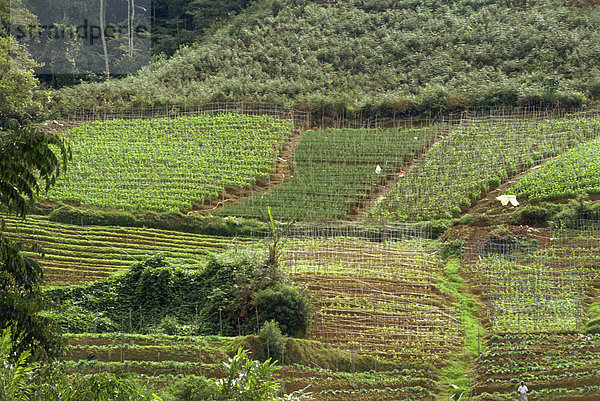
[54,0,600,118]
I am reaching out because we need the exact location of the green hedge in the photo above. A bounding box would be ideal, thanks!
[48,205,268,236]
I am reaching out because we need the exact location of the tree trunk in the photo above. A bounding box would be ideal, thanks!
[99,0,110,75]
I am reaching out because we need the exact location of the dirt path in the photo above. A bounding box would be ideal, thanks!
[190,129,304,214]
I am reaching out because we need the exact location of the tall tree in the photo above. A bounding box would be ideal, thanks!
[0,0,71,357]
[0,123,70,359]
[99,0,110,75]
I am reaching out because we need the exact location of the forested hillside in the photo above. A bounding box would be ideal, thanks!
[54,0,600,118]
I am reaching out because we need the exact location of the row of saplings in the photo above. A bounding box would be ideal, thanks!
[1,243,315,401]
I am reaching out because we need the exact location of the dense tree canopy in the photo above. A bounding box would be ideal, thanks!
[51,0,600,118]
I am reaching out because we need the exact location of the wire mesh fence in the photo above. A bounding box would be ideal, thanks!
[242,223,465,362]
[40,105,600,222]
[64,102,311,129]
[463,215,600,333]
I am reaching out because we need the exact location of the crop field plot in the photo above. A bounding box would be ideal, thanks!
[45,113,294,211]
[467,221,600,399]
[62,333,231,385]
[2,215,251,286]
[218,125,440,220]
[282,365,436,401]
[277,235,460,399]
[511,135,600,203]
[473,333,600,401]
[370,115,600,221]
[465,224,600,333]
[280,232,462,360]
[62,334,438,400]
[468,257,588,332]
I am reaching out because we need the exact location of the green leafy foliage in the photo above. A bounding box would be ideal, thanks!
[219,126,437,220]
[45,113,292,211]
[161,375,221,401]
[258,321,284,363]
[161,347,313,401]
[151,0,253,57]
[0,327,34,401]
[252,284,313,339]
[47,205,268,236]
[512,136,600,203]
[371,116,600,220]
[0,124,70,218]
[0,123,70,359]
[508,204,561,226]
[218,348,282,401]
[54,0,600,116]
[0,0,48,122]
[47,251,313,338]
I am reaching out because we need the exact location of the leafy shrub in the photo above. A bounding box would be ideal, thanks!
[43,304,118,334]
[508,204,560,226]
[423,219,454,239]
[434,240,464,259]
[161,375,220,401]
[252,283,313,338]
[458,214,475,226]
[47,250,315,338]
[554,198,600,229]
[48,205,268,236]
[159,316,179,336]
[258,320,285,362]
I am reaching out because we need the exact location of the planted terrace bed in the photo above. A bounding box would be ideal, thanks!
[473,333,600,401]
[45,113,294,211]
[2,215,251,286]
[371,115,600,221]
[218,125,439,220]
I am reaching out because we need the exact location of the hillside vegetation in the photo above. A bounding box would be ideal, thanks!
[47,113,293,210]
[54,0,600,118]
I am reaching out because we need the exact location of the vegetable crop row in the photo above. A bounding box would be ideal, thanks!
[371,116,600,220]
[46,113,294,211]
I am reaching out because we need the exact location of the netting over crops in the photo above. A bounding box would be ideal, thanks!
[218,123,444,220]
[371,111,600,221]
[463,217,600,333]
[44,104,308,211]
[47,106,600,222]
[249,223,464,363]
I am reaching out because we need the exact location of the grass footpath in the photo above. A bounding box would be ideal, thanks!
[434,257,484,400]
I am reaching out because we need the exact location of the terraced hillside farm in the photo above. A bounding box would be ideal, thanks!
[2,215,253,286]
[218,125,441,220]
[62,333,438,401]
[64,333,232,380]
[45,112,297,210]
[370,115,600,221]
[466,221,600,400]
[473,333,600,401]
[7,107,600,401]
[279,230,463,400]
[511,135,600,202]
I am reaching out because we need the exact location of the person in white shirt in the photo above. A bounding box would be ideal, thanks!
[517,381,528,401]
